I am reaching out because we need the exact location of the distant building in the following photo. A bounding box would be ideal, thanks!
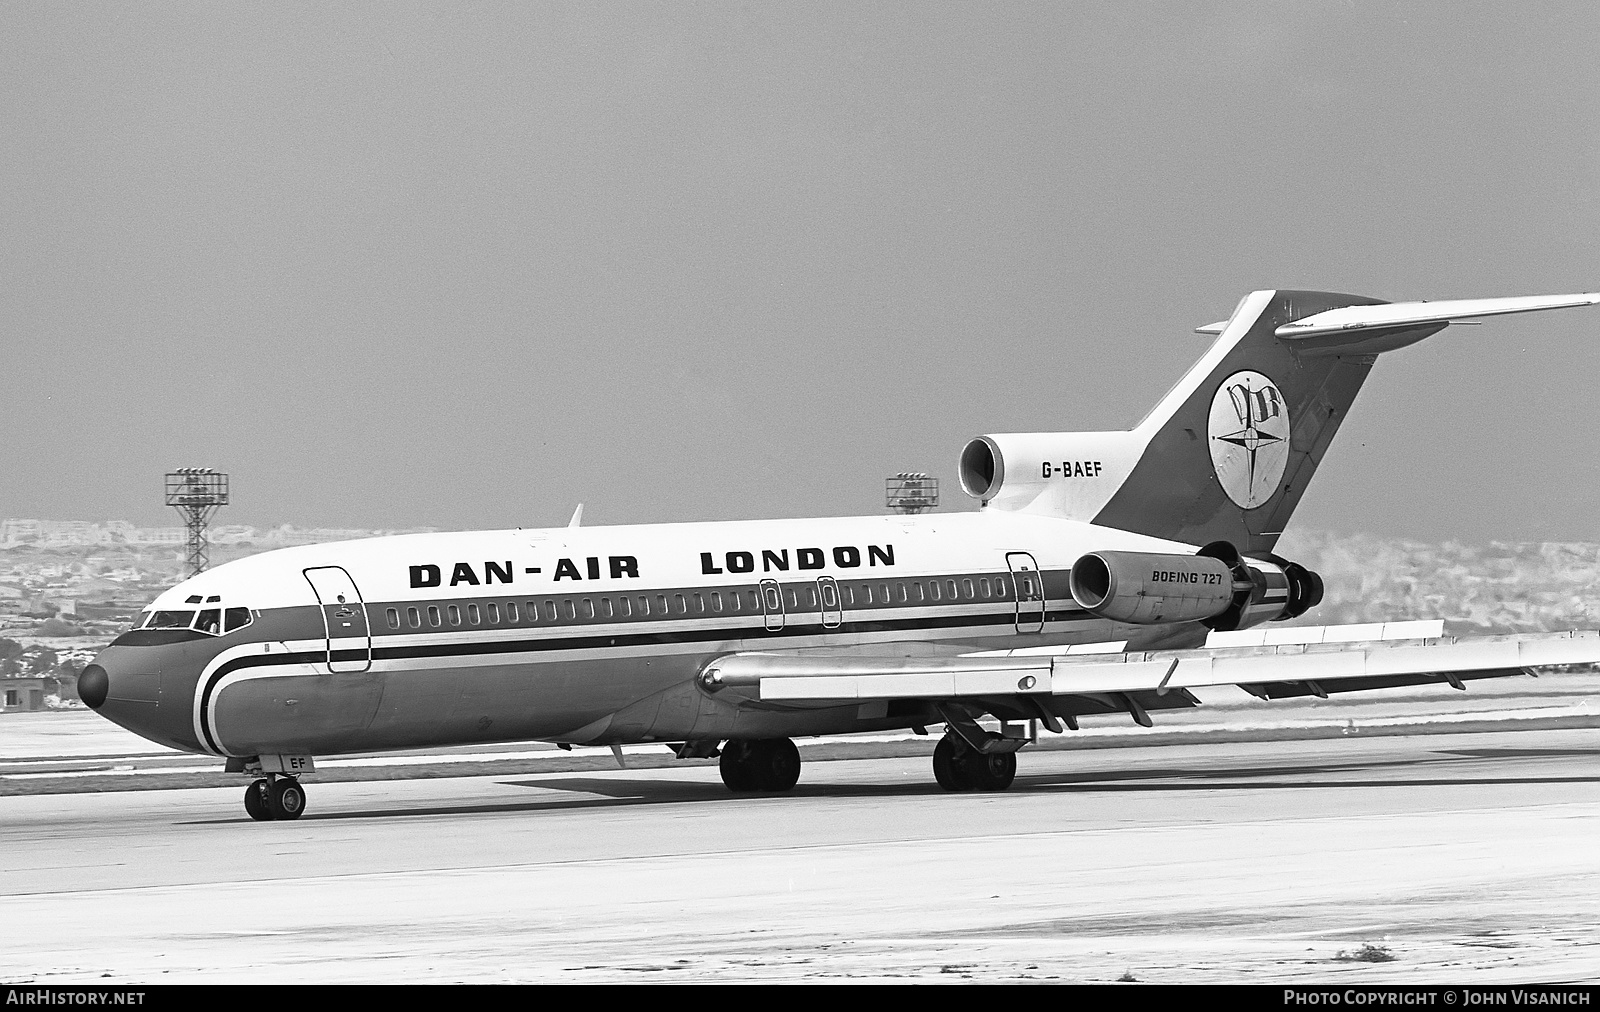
[1,677,52,712]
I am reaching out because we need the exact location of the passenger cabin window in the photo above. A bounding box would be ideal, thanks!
[467,603,480,625]
[487,602,500,624]
[407,607,421,629]
[447,605,461,626]
[428,606,441,627]
[506,602,519,622]
[386,608,400,629]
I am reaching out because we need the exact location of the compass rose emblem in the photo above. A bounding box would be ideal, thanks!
[1208,370,1291,509]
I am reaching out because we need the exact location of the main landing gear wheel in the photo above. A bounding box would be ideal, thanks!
[719,738,802,793]
[933,735,1017,792]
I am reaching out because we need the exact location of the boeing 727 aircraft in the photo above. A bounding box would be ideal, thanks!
[78,288,1600,820]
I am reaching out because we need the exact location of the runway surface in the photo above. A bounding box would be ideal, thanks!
[5,726,1600,983]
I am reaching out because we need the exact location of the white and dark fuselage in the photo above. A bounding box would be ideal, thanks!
[90,511,1207,760]
[85,288,1600,779]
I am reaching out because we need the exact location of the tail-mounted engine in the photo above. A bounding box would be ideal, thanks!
[1068,541,1322,631]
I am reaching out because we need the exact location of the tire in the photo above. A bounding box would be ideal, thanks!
[961,751,1017,792]
[267,778,307,821]
[752,738,800,792]
[244,779,274,821]
[719,741,757,792]
[933,735,965,792]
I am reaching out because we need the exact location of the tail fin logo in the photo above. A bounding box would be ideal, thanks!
[1208,371,1291,509]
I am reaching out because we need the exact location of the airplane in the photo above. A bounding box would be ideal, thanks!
[76,288,1600,821]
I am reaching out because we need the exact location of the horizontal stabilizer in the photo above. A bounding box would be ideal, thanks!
[1275,292,1600,339]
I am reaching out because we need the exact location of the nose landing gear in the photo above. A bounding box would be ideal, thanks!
[227,755,315,821]
[242,775,308,821]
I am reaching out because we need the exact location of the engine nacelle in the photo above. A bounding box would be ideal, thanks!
[1069,551,1239,625]
[1068,544,1324,630]
[958,431,1142,519]
[1195,542,1324,631]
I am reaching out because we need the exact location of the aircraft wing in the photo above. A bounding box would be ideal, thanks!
[700,625,1600,705]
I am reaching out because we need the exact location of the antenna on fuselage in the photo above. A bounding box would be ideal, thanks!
[886,473,939,515]
[165,468,229,577]
[568,504,584,528]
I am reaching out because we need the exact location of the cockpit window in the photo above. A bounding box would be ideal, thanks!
[195,609,222,635]
[224,607,252,633]
[147,610,195,629]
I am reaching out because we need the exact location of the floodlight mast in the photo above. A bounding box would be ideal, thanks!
[164,468,229,577]
[886,472,939,515]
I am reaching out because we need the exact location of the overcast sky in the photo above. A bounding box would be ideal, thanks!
[3,2,1597,542]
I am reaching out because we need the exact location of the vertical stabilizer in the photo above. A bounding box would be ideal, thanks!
[962,287,1597,553]
[1089,289,1403,554]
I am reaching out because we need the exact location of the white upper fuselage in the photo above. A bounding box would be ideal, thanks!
[94,509,1210,760]
[147,509,1202,615]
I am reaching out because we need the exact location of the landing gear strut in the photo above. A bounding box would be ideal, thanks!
[932,734,1016,792]
[243,776,307,821]
[719,738,802,792]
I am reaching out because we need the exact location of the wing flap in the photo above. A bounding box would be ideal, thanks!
[708,629,1600,704]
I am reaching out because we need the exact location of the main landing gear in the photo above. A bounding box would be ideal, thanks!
[243,776,307,821]
[719,738,802,792]
[932,733,1018,792]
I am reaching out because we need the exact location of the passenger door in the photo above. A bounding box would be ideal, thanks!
[1005,552,1046,634]
[303,566,372,673]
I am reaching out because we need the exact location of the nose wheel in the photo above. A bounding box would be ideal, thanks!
[243,776,307,821]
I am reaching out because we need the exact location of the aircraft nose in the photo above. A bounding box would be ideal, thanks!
[77,646,203,753]
[78,664,109,709]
